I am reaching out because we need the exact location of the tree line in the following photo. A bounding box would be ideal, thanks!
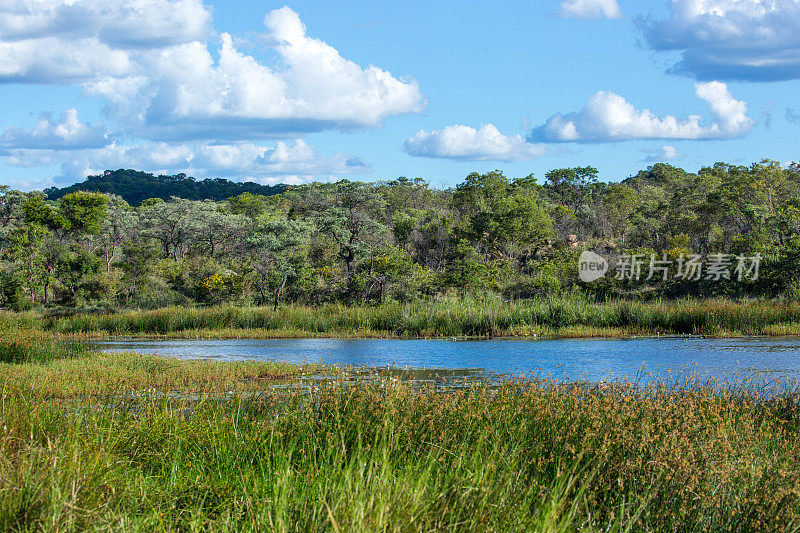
[44,169,287,206]
[2,159,800,310]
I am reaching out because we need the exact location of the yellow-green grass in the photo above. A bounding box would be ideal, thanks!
[6,296,800,339]
[2,363,800,530]
[0,329,92,364]
[0,329,316,397]
[78,325,659,340]
[1,351,315,398]
[3,329,800,530]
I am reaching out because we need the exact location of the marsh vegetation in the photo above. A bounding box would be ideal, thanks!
[5,296,800,339]
[2,333,800,531]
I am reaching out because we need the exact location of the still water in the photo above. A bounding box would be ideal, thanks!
[95,336,800,384]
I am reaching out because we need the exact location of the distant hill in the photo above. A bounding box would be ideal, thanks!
[44,169,288,205]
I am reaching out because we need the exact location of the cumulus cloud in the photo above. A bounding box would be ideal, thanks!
[0,3,418,184]
[529,82,754,143]
[0,3,424,140]
[0,36,133,83]
[3,139,369,185]
[0,109,109,150]
[403,124,546,162]
[190,140,371,180]
[0,0,211,45]
[638,0,800,81]
[558,0,622,20]
[105,21,424,139]
[0,3,426,139]
[642,145,682,162]
[0,0,211,84]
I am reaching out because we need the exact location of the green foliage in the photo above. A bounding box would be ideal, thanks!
[55,245,102,304]
[58,191,109,235]
[21,193,65,230]
[44,169,286,206]
[4,158,800,308]
[228,192,268,220]
[115,240,162,301]
[544,166,599,211]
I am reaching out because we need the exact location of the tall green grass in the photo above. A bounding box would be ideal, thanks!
[2,368,800,531]
[0,330,91,364]
[3,328,800,530]
[0,329,315,396]
[19,296,800,338]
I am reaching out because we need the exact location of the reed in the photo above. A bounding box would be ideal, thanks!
[0,329,91,364]
[2,355,799,531]
[19,296,800,339]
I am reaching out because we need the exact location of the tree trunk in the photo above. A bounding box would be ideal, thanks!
[273,273,288,311]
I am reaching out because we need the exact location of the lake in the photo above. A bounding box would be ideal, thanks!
[95,336,800,384]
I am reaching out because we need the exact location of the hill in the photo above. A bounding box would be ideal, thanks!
[44,169,287,205]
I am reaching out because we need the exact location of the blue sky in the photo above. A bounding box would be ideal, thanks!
[1,0,799,190]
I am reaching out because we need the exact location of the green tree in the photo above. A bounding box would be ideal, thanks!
[139,197,200,260]
[453,170,553,259]
[58,191,109,237]
[228,192,267,220]
[116,240,161,298]
[544,166,599,211]
[248,220,311,309]
[22,192,66,232]
[7,223,49,303]
[597,184,638,245]
[56,245,101,304]
[444,239,488,297]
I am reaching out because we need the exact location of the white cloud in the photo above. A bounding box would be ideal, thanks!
[558,0,622,20]
[0,109,109,150]
[0,0,211,84]
[0,36,133,83]
[122,7,425,139]
[0,3,421,186]
[3,139,370,185]
[642,145,682,162]
[1,4,425,140]
[529,82,754,142]
[191,140,371,180]
[403,124,546,162]
[638,0,800,81]
[0,0,211,46]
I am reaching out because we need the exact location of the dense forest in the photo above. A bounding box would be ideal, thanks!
[44,169,287,206]
[2,159,800,310]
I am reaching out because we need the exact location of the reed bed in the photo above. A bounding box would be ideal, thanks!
[12,296,800,339]
[0,329,91,364]
[0,330,313,397]
[3,329,800,530]
[2,359,800,531]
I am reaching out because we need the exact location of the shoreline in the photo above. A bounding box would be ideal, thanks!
[81,328,800,341]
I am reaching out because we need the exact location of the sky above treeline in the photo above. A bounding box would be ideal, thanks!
[1,0,800,191]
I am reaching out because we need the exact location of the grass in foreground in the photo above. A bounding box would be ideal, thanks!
[2,331,800,531]
[6,296,800,339]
